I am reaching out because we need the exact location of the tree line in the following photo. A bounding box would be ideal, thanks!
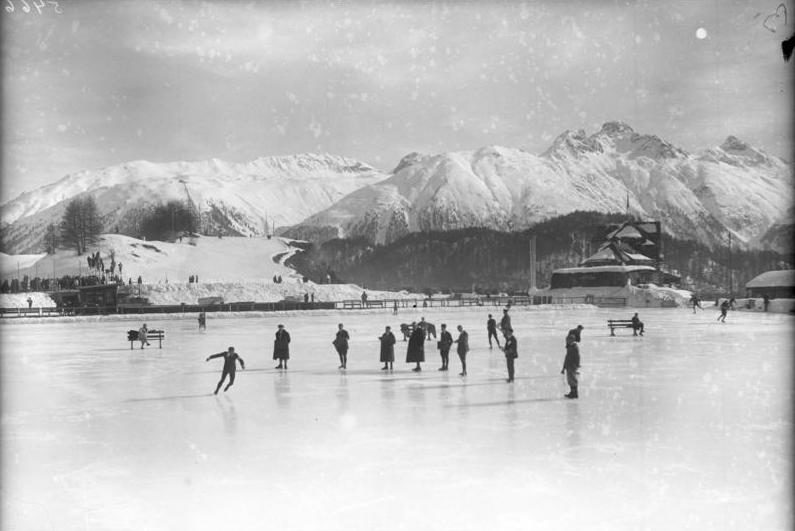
[48,197,199,255]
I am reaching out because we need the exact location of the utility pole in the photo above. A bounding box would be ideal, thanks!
[728,232,733,296]
[529,234,537,291]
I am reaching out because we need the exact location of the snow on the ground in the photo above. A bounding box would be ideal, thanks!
[0,292,57,308]
[1,307,792,530]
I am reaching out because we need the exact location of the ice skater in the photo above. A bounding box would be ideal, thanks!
[561,333,580,399]
[486,314,500,349]
[393,300,398,315]
[198,312,206,331]
[500,308,512,338]
[567,324,584,344]
[333,323,350,369]
[718,299,730,322]
[454,325,469,376]
[437,323,453,371]
[690,293,702,313]
[631,313,644,336]
[501,328,518,382]
[406,321,425,371]
[379,325,396,371]
[138,323,151,349]
[273,324,291,369]
[206,346,245,394]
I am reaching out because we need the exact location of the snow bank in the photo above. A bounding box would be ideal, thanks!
[0,292,57,308]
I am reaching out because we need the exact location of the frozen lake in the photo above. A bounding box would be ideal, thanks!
[1,306,792,530]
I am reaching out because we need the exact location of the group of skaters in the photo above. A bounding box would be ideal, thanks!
[203,307,582,399]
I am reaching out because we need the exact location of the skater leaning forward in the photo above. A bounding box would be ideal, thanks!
[561,333,580,399]
[206,346,245,394]
[273,324,291,369]
[379,326,396,371]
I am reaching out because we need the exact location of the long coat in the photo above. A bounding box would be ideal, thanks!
[406,326,425,363]
[455,330,469,356]
[273,329,291,360]
[333,329,350,355]
[379,331,396,362]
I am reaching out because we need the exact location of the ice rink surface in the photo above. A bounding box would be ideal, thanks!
[1,306,792,530]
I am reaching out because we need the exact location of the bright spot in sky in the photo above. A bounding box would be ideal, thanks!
[696,27,708,39]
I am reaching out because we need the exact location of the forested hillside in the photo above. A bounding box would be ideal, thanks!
[287,211,792,297]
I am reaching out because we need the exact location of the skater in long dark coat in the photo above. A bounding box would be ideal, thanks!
[333,323,350,369]
[501,329,518,382]
[454,325,469,376]
[631,313,644,336]
[379,326,396,371]
[500,308,512,337]
[273,324,291,369]
[561,333,580,399]
[487,314,500,349]
[406,322,425,371]
[437,324,453,371]
[206,346,245,394]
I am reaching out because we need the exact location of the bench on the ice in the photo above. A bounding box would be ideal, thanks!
[126,329,165,349]
[607,319,639,336]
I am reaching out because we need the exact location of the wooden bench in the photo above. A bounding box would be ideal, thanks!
[607,319,637,336]
[127,329,165,349]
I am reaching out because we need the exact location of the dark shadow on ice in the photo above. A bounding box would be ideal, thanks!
[445,397,563,408]
[124,393,214,403]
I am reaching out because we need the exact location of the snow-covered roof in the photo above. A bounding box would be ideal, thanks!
[745,270,795,288]
[553,265,657,274]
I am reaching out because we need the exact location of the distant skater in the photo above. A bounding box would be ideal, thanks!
[763,294,770,312]
[138,323,151,349]
[454,325,469,376]
[561,333,580,399]
[406,322,425,372]
[206,346,245,394]
[631,313,644,336]
[501,328,518,382]
[487,314,500,349]
[437,324,453,371]
[393,300,398,315]
[500,308,513,338]
[379,326,396,371]
[198,312,206,331]
[718,299,730,323]
[273,324,291,369]
[690,293,702,313]
[333,323,350,369]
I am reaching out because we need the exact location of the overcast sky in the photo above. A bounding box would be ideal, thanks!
[1,0,792,201]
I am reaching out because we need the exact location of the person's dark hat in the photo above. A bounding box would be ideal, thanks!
[277,324,284,328]
[577,325,584,329]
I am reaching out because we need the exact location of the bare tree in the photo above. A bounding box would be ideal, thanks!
[60,196,102,255]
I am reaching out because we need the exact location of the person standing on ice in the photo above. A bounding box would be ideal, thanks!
[393,300,398,315]
[690,293,702,313]
[273,324,291,369]
[437,324,453,371]
[718,299,730,323]
[406,321,425,372]
[379,326,396,371]
[486,314,500,349]
[138,323,151,349]
[500,308,512,338]
[198,312,206,331]
[206,346,245,394]
[501,328,518,383]
[561,333,580,399]
[333,323,350,370]
[454,325,470,376]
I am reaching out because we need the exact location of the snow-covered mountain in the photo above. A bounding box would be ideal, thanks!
[283,122,792,250]
[0,154,388,254]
